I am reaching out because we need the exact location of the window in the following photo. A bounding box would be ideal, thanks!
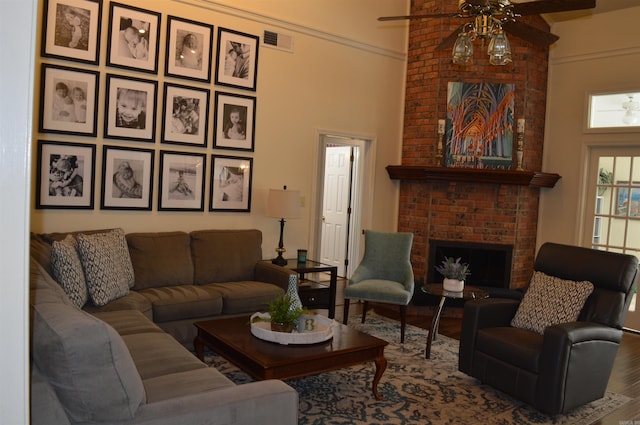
[590,154,640,314]
[588,92,640,129]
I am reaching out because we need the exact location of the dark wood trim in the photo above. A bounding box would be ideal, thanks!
[385,165,561,188]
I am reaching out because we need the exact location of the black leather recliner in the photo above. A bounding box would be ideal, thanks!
[458,242,639,414]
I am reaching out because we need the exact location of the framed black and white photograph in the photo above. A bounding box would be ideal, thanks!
[158,150,206,211]
[36,140,95,209]
[162,83,209,147]
[210,154,252,212]
[165,16,213,82]
[106,2,161,74]
[41,0,102,64]
[214,27,259,91]
[213,91,255,151]
[104,73,157,142]
[39,63,99,136]
[101,145,154,210]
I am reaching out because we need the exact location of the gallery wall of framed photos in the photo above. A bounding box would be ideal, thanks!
[36,0,259,215]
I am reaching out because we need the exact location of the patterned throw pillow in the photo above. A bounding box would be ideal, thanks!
[50,235,87,308]
[511,271,594,334]
[77,229,134,307]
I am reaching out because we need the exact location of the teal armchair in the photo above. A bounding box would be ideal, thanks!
[342,230,414,342]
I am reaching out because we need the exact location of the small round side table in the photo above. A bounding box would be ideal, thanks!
[421,284,489,359]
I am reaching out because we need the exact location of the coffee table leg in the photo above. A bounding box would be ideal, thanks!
[194,335,205,361]
[425,296,446,359]
[372,350,387,400]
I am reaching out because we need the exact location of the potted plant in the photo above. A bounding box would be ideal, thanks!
[266,293,304,333]
[435,257,471,292]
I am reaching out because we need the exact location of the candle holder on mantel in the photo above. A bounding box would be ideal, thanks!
[436,119,445,162]
[516,118,525,171]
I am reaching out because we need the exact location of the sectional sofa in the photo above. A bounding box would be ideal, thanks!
[29,228,299,425]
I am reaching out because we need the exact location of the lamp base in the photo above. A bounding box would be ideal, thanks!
[272,255,287,266]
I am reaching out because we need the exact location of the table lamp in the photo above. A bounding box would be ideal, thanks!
[267,186,301,266]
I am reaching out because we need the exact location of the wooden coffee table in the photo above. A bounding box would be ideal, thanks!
[194,315,388,400]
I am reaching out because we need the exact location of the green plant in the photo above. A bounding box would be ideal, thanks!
[267,293,303,325]
[435,257,471,280]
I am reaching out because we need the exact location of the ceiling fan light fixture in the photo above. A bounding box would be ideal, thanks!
[622,110,639,125]
[452,31,474,65]
[622,95,640,125]
[487,28,512,65]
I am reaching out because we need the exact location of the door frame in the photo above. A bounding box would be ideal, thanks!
[580,144,640,331]
[309,129,376,278]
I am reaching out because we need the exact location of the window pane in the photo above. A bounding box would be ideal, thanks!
[609,218,626,246]
[627,220,640,250]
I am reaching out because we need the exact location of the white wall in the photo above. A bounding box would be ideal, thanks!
[31,0,409,259]
[0,0,36,422]
[538,7,640,246]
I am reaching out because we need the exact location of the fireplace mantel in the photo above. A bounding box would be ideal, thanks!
[386,165,561,188]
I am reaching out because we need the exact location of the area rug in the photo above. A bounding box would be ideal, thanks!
[205,313,630,425]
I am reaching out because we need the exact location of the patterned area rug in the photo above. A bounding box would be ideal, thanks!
[205,313,630,424]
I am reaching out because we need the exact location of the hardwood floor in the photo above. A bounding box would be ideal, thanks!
[319,276,640,424]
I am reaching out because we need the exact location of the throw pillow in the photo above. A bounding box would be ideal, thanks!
[50,234,87,308]
[511,271,594,334]
[77,229,134,307]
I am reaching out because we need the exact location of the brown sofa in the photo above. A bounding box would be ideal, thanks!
[29,228,299,425]
[30,228,295,347]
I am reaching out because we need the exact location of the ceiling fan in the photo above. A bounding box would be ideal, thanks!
[379,0,597,51]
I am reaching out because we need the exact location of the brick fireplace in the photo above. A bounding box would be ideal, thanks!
[395,0,554,289]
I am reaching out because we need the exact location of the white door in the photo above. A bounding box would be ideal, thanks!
[583,147,640,330]
[320,145,352,275]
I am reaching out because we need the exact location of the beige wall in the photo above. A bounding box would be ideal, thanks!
[31,0,409,259]
[538,7,640,246]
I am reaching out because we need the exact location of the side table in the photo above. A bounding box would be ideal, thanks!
[274,258,337,319]
[421,284,489,359]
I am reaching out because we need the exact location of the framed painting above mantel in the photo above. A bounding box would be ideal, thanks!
[445,82,515,170]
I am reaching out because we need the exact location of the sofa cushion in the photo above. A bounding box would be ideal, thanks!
[121,332,208,380]
[50,235,88,308]
[191,229,262,285]
[77,229,134,306]
[511,271,594,334]
[143,368,234,403]
[30,259,76,307]
[207,281,284,314]
[127,231,194,290]
[31,301,145,423]
[138,285,224,322]
[82,291,153,320]
[92,310,166,336]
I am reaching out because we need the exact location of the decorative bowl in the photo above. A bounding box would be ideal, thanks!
[250,312,335,345]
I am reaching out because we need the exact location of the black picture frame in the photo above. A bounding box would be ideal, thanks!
[162,82,210,147]
[210,154,253,212]
[104,73,157,142]
[41,0,103,65]
[214,27,259,91]
[36,140,96,209]
[213,91,256,151]
[165,15,213,82]
[158,150,206,211]
[39,63,99,136]
[106,2,161,74]
[101,145,154,210]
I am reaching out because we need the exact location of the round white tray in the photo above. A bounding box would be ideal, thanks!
[250,312,335,345]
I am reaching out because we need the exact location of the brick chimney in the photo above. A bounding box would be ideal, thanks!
[397,0,551,289]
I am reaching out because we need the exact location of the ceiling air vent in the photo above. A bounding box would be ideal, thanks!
[263,30,294,53]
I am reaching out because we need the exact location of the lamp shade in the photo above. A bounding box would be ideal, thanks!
[267,188,301,219]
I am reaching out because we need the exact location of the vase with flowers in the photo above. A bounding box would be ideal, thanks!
[435,257,471,292]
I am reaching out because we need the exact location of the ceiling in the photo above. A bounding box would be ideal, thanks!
[537,0,640,23]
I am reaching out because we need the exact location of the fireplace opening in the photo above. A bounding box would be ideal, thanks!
[426,239,513,289]
[412,239,517,307]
